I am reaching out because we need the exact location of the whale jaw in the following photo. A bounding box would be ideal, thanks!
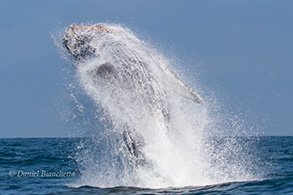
[62,24,114,62]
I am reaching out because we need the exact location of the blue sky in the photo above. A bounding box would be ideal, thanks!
[0,0,292,137]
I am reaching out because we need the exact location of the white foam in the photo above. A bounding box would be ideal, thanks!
[58,23,260,188]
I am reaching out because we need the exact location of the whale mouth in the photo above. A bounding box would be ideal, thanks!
[62,24,115,62]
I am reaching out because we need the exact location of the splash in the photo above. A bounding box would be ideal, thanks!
[56,23,261,188]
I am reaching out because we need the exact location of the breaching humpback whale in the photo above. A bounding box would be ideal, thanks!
[62,23,203,164]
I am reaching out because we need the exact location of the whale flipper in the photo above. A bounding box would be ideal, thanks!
[158,60,203,104]
[123,130,139,158]
[122,130,146,165]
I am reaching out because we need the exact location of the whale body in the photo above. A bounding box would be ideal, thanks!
[62,23,203,164]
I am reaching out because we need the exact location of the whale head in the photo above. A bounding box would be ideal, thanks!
[62,24,115,62]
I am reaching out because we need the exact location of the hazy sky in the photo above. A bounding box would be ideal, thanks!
[0,0,292,137]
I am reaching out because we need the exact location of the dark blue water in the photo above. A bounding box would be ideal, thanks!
[0,137,292,194]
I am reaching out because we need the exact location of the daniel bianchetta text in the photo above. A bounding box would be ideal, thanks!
[9,170,76,177]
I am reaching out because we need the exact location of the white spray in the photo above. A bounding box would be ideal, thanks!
[56,23,260,188]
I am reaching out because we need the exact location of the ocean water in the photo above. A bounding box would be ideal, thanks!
[0,137,292,194]
[18,23,291,194]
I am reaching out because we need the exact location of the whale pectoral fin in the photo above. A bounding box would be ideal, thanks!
[172,75,203,104]
[180,86,203,104]
[173,77,203,104]
[122,130,139,158]
[158,59,203,104]
[122,130,146,166]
